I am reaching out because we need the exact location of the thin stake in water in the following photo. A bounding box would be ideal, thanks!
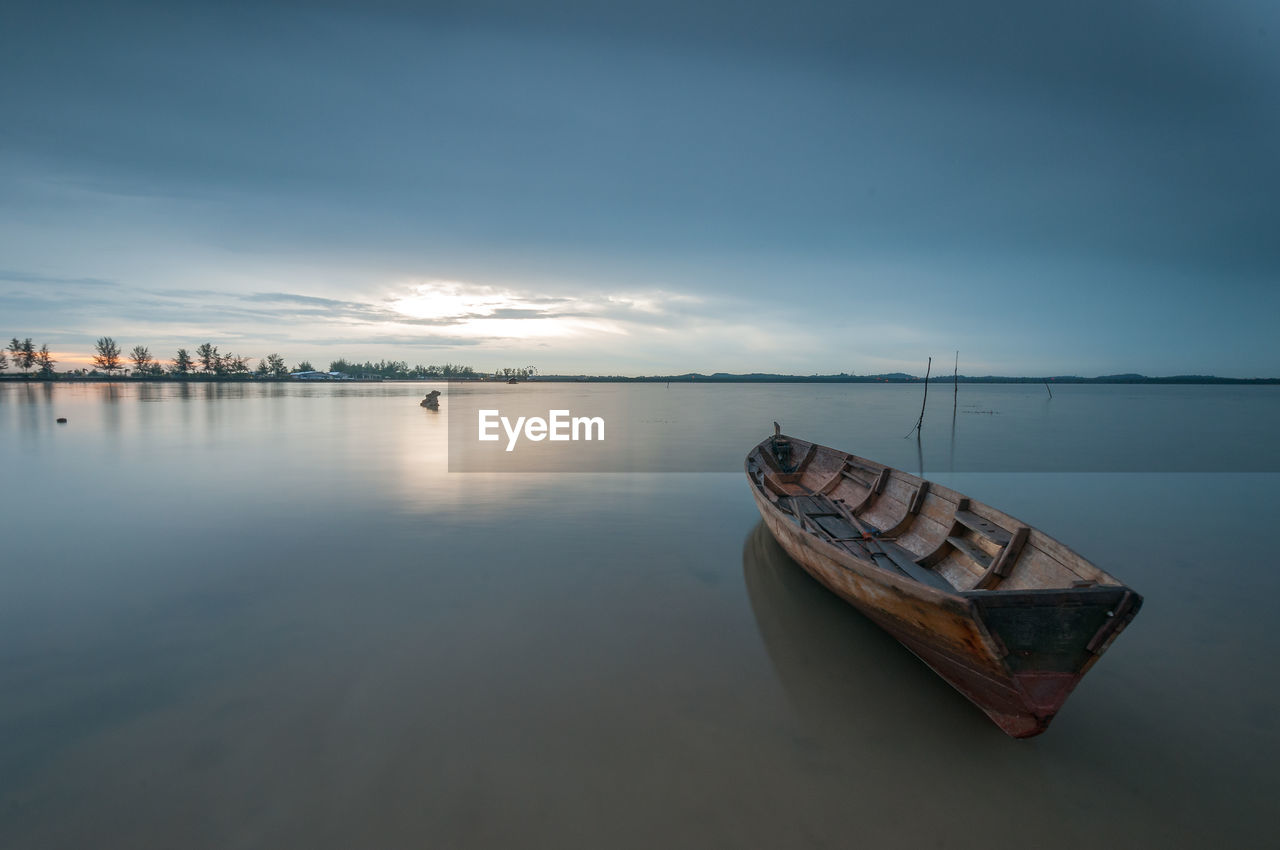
[953,350,959,416]
[906,356,932,438]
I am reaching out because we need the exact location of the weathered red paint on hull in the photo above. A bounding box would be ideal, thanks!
[749,481,1139,738]
[891,627,1075,737]
[833,584,1073,737]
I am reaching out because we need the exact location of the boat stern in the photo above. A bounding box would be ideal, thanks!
[965,586,1143,735]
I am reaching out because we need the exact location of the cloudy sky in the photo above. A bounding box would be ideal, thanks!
[2,0,1277,376]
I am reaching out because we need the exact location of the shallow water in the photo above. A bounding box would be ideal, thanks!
[1,382,1277,848]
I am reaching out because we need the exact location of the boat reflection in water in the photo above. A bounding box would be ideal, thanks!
[741,520,1186,845]
[742,521,1004,744]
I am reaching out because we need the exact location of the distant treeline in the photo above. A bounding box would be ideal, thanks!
[1,338,57,377]
[326,361,539,379]
[4,337,1273,384]
[0,336,530,381]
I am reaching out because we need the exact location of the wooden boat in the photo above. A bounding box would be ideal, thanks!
[746,427,1142,738]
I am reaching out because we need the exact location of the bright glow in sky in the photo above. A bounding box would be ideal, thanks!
[387,282,634,340]
[389,283,515,324]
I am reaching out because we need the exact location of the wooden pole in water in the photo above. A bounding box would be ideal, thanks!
[906,356,932,438]
[953,351,959,415]
[1043,379,1053,398]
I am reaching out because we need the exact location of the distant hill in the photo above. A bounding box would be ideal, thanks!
[535,372,1279,385]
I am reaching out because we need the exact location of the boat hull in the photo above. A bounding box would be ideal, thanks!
[749,484,1139,737]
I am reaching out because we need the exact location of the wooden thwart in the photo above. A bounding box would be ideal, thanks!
[975,525,1030,590]
[946,535,993,570]
[786,492,955,593]
[908,481,930,515]
[954,504,1014,546]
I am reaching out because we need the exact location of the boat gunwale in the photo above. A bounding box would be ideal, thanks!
[745,434,1129,595]
[747,480,975,624]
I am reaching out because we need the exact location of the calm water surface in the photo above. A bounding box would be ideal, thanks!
[1,382,1277,848]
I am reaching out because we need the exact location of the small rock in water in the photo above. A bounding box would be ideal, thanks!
[56,417,68,424]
